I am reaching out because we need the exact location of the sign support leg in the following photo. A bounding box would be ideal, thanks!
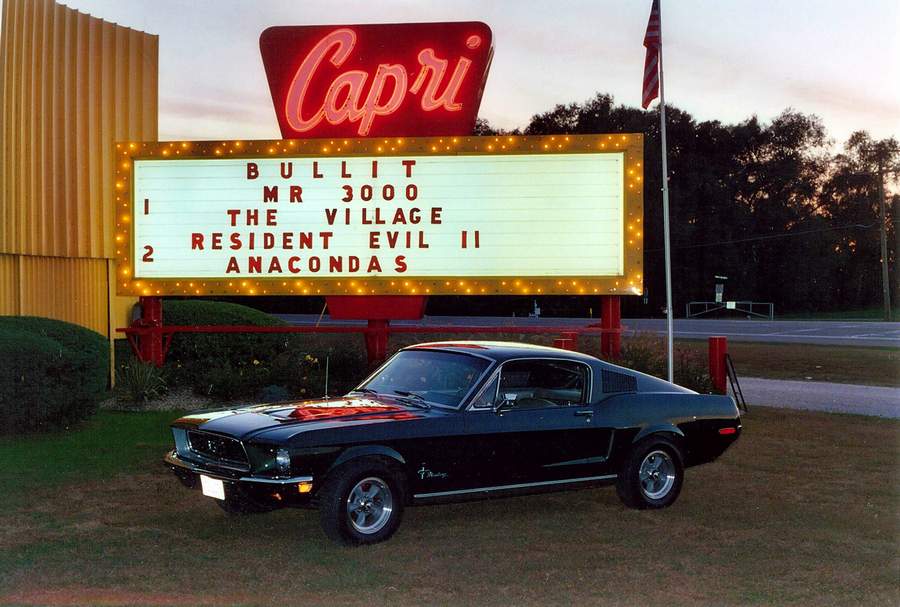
[708,336,727,394]
[137,296,164,367]
[600,295,621,359]
[364,319,390,365]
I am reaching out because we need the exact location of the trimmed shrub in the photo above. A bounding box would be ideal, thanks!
[615,333,668,380]
[163,300,294,386]
[616,333,714,393]
[162,300,332,399]
[258,384,292,402]
[312,343,371,395]
[0,317,109,432]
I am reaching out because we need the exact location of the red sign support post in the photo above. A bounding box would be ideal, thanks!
[600,295,622,359]
[708,336,728,394]
[135,296,164,367]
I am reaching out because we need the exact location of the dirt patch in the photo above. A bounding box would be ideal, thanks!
[0,588,250,606]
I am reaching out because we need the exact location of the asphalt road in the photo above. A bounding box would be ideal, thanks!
[738,377,900,419]
[276,314,900,348]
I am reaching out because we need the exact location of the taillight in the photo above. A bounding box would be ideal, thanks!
[718,427,737,435]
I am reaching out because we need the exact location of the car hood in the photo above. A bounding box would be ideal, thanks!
[172,395,434,440]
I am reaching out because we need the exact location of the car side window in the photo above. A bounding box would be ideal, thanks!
[469,373,499,409]
[497,359,588,409]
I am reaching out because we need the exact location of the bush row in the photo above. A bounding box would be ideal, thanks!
[115,301,370,403]
[115,301,714,405]
[614,333,714,393]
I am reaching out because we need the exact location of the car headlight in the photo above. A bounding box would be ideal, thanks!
[275,448,291,476]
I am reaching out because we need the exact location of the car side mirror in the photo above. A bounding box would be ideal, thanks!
[494,393,517,414]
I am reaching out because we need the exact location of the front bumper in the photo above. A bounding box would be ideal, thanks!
[164,450,315,507]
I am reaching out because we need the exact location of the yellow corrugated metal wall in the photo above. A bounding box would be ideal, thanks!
[0,253,19,315]
[0,252,108,331]
[0,0,158,337]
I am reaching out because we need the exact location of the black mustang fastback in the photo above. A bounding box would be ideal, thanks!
[165,341,741,545]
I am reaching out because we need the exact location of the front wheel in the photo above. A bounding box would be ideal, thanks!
[318,458,405,545]
[616,437,684,509]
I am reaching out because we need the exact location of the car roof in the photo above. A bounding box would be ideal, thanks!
[403,340,601,364]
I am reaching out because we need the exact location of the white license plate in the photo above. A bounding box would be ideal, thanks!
[200,474,225,500]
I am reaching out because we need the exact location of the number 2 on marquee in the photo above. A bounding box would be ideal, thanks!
[142,245,154,262]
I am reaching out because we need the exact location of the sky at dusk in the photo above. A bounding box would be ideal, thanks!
[55,0,900,146]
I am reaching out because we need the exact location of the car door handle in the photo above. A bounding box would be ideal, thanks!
[574,409,593,417]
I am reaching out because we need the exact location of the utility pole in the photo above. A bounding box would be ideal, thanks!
[877,160,892,321]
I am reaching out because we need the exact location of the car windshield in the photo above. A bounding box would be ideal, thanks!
[357,349,491,408]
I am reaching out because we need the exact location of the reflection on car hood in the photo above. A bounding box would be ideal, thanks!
[172,395,429,440]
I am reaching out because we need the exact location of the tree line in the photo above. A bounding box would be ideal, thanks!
[475,93,898,317]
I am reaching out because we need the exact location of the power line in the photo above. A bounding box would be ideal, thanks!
[644,222,877,253]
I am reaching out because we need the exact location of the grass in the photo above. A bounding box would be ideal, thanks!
[0,411,181,508]
[0,408,897,606]
[676,340,900,387]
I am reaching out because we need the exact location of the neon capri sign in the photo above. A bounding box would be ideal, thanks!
[260,22,494,138]
[113,134,645,298]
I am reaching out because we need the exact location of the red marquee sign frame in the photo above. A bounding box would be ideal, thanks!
[260,22,494,139]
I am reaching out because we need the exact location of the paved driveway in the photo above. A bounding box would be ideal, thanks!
[737,377,900,418]
[624,319,900,348]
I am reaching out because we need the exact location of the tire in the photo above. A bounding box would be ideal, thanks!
[616,436,684,509]
[318,458,405,546]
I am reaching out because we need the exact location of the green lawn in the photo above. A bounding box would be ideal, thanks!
[676,340,900,387]
[0,409,897,606]
[0,411,181,508]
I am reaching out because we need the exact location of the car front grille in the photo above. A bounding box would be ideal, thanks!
[187,431,248,467]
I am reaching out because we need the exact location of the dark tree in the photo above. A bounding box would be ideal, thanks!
[517,92,893,316]
[818,133,898,311]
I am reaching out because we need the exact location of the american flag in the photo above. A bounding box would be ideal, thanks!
[642,0,661,109]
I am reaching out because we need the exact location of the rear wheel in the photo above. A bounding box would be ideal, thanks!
[616,436,684,509]
[318,458,405,545]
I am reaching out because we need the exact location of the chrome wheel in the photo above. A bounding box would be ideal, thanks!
[346,476,393,535]
[639,450,676,500]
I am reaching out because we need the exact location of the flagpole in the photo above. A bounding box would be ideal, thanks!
[657,0,675,383]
